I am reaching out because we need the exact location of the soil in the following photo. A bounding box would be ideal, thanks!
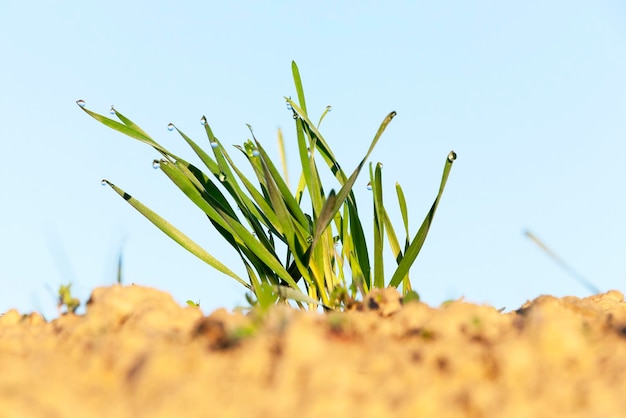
[1,285,625,417]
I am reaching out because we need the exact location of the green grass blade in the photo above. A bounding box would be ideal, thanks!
[388,151,456,288]
[347,201,371,289]
[78,104,181,161]
[294,172,307,204]
[382,207,404,265]
[286,98,345,182]
[293,115,325,231]
[163,160,239,232]
[277,128,290,189]
[258,157,304,254]
[309,191,336,250]
[396,182,410,251]
[229,148,285,232]
[292,117,310,206]
[317,105,332,129]
[337,204,352,267]
[394,182,411,292]
[371,163,385,288]
[110,106,152,139]
[173,123,221,176]
[382,207,411,292]
[291,61,308,116]
[101,179,248,287]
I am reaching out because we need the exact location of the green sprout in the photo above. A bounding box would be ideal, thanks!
[186,299,201,308]
[58,283,80,314]
[78,61,455,310]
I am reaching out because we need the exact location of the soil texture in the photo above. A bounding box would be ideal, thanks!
[1,285,626,417]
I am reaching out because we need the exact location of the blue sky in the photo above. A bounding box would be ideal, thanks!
[2,1,625,318]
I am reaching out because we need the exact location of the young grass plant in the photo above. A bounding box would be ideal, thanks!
[78,62,456,310]
[57,283,80,314]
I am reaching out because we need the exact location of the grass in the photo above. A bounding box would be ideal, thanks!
[78,61,456,311]
[57,283,80,314]
[524,229,600,294]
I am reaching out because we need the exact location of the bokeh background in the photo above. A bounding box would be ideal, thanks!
[2,1,624,318]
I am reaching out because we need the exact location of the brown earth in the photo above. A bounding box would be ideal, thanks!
[1,285,626,417]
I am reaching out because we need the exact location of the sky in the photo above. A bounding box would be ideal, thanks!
[1,1,625,319]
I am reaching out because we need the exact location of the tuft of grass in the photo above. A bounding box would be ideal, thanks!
[78,61,456,310]
[57,283,80,314]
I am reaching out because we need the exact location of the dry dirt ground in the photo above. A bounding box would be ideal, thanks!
[1,285,626,417]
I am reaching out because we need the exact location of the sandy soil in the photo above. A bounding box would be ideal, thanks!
[1,285,625,417]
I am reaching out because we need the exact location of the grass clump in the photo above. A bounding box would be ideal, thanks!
[57,283,80,314]
[78,61,455,311]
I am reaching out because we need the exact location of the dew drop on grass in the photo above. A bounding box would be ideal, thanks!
[218,172,227,182]
[76,100,86,108]
[200,116,207,126]
[210,141,219,149]
[286,100,293,111]
[252,150,260,157]
[167,123,175,132]
[326,105,332,112]
[447,151,457,162]
[109,106,116,115]
[243,141,257,157]
[389,110,397,119]
[366,182,373,191]
[152,160,161,169]
[101,179,108,186]
[377,162,383,169]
